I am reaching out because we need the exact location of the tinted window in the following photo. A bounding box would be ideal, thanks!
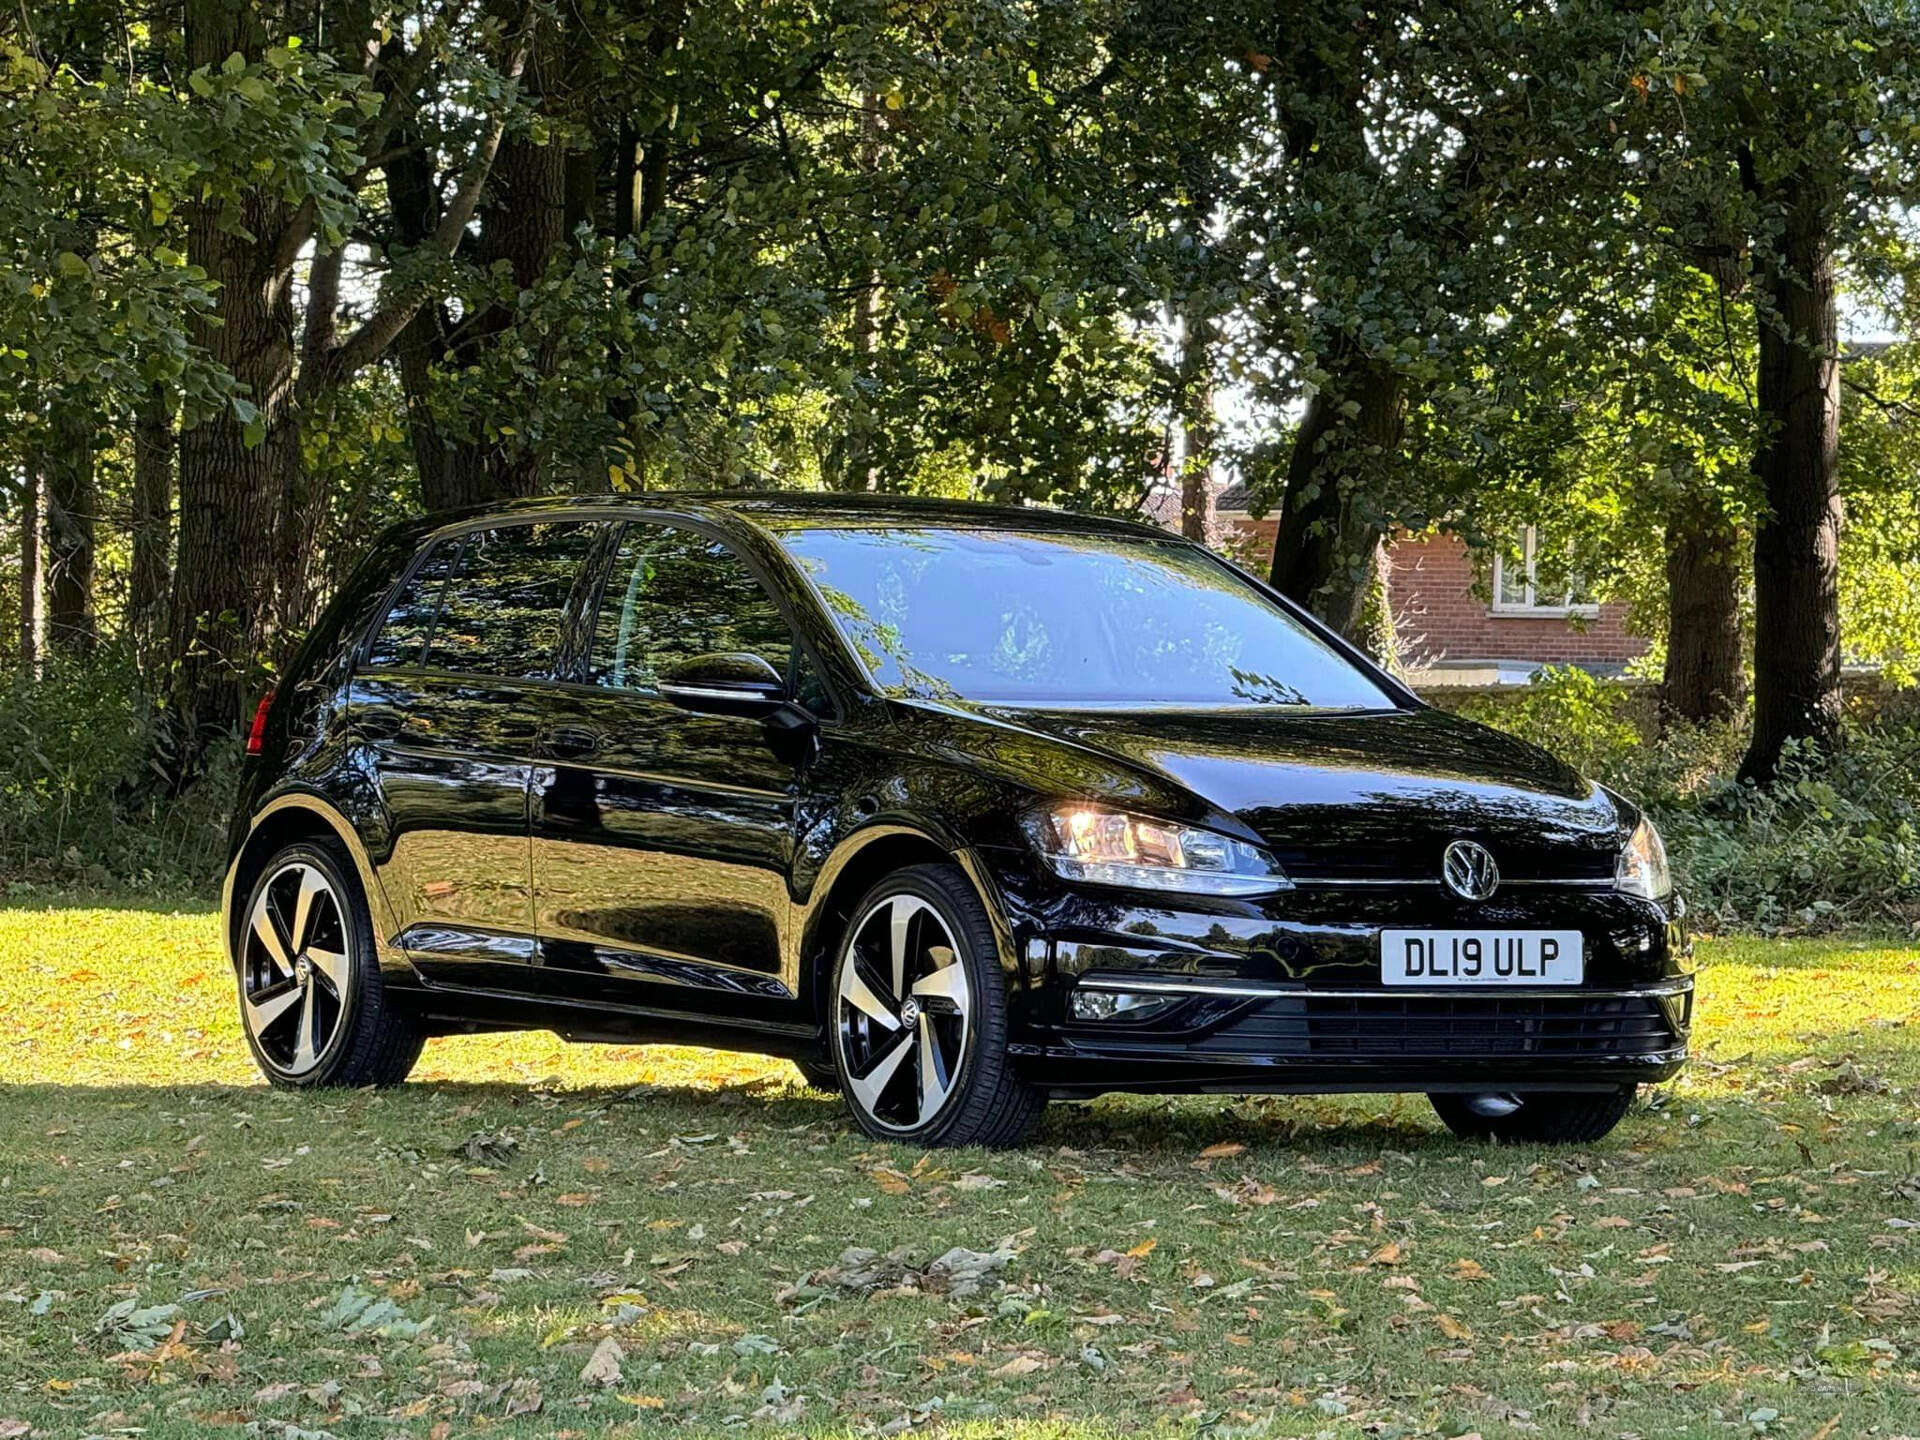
[590,524,792,691]
[365,539,457,668]
[777,526,1391,709]
[424,522,599,679]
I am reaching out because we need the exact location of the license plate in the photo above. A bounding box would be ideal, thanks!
[1381,929,1584,986]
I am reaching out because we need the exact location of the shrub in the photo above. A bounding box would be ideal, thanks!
[1455,668,1920,935]
[1450,665,1647,782]
[1652,729,1920,935]
[0,654,236,893]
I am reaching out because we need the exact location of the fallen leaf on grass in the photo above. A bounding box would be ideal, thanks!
[1434,1313,1472,1341]
[317,1286,423,1339]
[1198,1141,1245,1160]
[580,1337,624,1388]
[991,1354,1047,1378]
[452,1130,518,1166]
[501,1376,542,1417]
[94,1298,181,1349]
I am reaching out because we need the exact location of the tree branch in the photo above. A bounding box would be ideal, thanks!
[320,15,533,386]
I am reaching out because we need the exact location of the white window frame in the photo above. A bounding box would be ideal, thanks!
[1490,526,1601,618]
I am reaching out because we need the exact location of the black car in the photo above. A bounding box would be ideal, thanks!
[223,493,1689,1147]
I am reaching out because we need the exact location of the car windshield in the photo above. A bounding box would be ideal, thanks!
[776,525,1393,709]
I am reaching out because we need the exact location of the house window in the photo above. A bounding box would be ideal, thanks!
[1491,527,1599,617]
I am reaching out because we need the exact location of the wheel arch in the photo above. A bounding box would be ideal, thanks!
[223,793,400,975]
[797,824,1018,1026]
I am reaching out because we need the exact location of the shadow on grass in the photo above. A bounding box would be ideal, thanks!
[0,1077,1539,1158]
[2,885,218,914]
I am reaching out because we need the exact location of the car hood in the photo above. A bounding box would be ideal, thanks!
[920,702,1626,883]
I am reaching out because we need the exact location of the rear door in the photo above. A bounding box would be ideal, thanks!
[529,519,810,1023]
[351,519,604,985]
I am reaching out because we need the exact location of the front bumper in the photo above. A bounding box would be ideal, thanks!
[990,848,1691,1097]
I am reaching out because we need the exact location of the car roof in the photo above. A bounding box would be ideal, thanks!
[425,490,1175,542]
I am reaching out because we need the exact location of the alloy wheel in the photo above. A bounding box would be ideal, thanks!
[835,893,972,1132]
[241,861,353,1077]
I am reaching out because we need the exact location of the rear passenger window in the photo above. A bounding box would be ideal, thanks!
[423,522,600,679]
[365,540,456,668]
[590,524,793,691]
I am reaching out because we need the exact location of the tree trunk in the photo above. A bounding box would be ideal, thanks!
[1267,356,1405,640]
[1739,207,1842,782]
[43,399,97,660]
[387,137,458,505]
[1176,304,1215,543]
[130,380,175,674]
[840,92,881,492]
[18,456,40,677]
[1661,506,1744,727]
[168,0,299,763]
[170,221,295,750]
[429,50,565,509]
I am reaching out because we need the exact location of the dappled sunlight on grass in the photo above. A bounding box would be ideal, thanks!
[1,900,1917,1436]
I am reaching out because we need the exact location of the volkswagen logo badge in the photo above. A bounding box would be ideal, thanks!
[1442,840,1500,901]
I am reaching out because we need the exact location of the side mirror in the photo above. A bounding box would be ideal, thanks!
[658,652,786,717]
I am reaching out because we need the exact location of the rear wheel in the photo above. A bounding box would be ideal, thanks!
[830,863,1042,1147]
[792,1057,839,1092]
[237,839,423,1089]
[1429,1086,1636,1144]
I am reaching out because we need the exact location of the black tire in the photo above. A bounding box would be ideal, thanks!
[829,862,1043,1148]
[236,838,424,1089]
[793,1057,839,1092]
[1429,1086,1637,1144]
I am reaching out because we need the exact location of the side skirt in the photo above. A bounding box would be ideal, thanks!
[388,977,822,1060]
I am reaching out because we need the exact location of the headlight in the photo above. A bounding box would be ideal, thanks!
[1615,817,1672,899]
[1023,804,1290,897]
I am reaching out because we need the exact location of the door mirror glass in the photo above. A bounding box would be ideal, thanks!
[659,651,785,715]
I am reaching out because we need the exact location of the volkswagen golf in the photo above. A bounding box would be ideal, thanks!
[223,493,1690,1146]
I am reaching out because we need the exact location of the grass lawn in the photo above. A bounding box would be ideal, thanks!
[1,900,1917,1439]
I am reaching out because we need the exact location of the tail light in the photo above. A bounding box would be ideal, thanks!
[246,690,275,756]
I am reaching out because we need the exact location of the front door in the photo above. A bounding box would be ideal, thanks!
[354,519,603,985]
[530,520,807,1023]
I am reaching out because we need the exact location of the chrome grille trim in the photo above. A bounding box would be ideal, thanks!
[1074,974,1695,1002]
[1286,877,1616,890]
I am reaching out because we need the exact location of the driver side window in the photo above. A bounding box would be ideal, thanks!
[589,523,793,692]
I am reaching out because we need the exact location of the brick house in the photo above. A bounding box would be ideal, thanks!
[1145,482,1648,684]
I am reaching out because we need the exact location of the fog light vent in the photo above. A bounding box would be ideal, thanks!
[1070,987,1179,1023]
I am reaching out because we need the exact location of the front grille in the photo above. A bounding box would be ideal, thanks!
[1195,992,1679,1060]
[1255,830,1619,885]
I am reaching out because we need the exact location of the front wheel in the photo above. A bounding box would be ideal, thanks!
[236,839,424,1088]
[1429,1086,1636,1144]
[829,863,1043,1147]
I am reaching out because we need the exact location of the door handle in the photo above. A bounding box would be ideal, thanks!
[545,726,602,760]
[354,710,404,741]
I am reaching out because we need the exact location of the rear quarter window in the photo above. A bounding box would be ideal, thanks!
[424,522,600,679]
[365,540,458,668]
